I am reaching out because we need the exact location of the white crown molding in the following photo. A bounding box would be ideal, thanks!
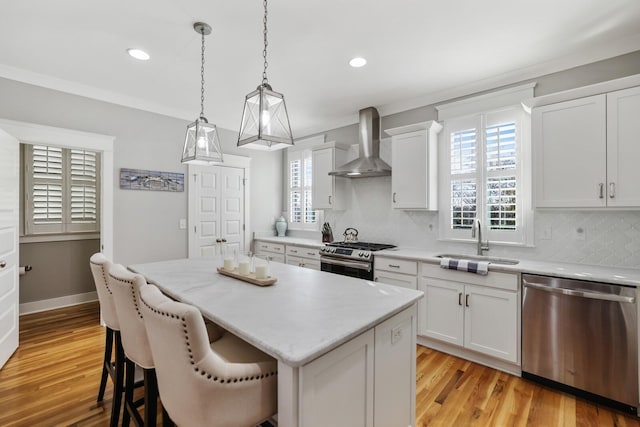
[376,33,640,120]
[0,63,193,122]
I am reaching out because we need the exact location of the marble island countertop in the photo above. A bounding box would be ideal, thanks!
[129,257,422,367]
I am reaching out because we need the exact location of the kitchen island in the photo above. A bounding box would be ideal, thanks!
[129,257,423,427]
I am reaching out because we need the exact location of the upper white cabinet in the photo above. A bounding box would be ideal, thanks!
[533,86,640,208]
[312,146,348,210]
[384,121,442,210]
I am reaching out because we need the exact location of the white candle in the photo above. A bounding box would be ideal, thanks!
[238,261,250,275]
[223,257,235,271]
[255,265,268,279]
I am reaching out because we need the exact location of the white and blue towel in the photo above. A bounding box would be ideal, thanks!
[439,257,489,275]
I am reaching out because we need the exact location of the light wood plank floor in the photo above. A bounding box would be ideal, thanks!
[1,302,639,426]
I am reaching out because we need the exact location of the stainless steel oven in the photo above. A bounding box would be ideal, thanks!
[320,241,395,280]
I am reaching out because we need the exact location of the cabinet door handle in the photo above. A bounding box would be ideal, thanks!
[328,195,332,205]
[290,250,298,253]
[392,192,397,203]
[609,182,616,199]
[599,183,604,199]
[388,264,400,269]
[465,294,470,307]
[307,252,315,256]
[0,260,6,269]
[458,292,462,306]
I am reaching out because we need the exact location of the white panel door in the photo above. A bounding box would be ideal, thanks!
[220,167,244,257]
[533,95,606,207]
[0,129,19,369]
[422,278,464,346]
[188,165,245,258]
[464,284,518,363]
[607,86,640,207]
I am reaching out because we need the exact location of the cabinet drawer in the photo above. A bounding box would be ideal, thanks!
[375,256,418,275]
[255,241,285,254]
[374,270,417,290]
[286,245,320,260]
[259,253,285,264]
[421,262,518,291]
[287,255,321,270]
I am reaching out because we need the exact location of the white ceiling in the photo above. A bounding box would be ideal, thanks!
[1,0,640,137]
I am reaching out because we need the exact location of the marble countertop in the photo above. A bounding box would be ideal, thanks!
[129,257,423,367]
[377,248,640,287]
[253,236,325,249]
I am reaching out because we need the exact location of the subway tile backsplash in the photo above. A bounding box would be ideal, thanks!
[324,177,640,268]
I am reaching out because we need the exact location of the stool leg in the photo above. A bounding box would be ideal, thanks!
[110,331,124,427]
[144,368,158,427]
[122,358,136,427]
[97,327,113,403]
[162,405,174,427]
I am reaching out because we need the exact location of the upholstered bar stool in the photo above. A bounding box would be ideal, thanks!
[108,264,160,427]
[139,284,278,427]
[89,253,125,427]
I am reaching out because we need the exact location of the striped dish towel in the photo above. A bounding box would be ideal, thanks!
[439,257,489,275]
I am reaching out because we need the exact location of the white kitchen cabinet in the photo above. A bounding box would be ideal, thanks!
[254,241,285,263]
[299,306,416,427]
[533,86,640,208]
[419,264,519,364]
[606,86,640,207]
[384,121,442,210]
[312,146,348,210]
[374,256,417,290]
[286,245,321,270]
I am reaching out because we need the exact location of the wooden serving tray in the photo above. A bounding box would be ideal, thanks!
[216,267,277,286]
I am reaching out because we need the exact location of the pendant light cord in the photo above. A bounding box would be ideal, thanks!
[262,0,269,85]
[200,28,206,118]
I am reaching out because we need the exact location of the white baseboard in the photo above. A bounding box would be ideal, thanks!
[19,291,98,315]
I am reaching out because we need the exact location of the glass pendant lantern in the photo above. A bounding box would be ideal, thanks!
[238,0,293,151]
[181,22,224,164]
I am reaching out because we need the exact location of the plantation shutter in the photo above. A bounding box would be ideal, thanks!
[289,154,302,223]
[25,145,100,235]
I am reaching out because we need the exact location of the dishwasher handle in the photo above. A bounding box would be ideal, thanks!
[523,279,635,304]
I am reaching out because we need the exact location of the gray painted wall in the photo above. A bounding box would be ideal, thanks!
[0,77,282,303]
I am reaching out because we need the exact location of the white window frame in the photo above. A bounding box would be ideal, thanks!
[437,83,534,247]
[286,147,317,231]
[24,144,101,236]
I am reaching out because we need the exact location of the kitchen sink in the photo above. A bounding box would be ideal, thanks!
[436,253,520,265]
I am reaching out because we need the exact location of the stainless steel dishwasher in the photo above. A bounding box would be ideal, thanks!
[522,274,638,414]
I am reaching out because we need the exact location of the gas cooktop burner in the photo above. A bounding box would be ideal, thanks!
[326,242,396,251]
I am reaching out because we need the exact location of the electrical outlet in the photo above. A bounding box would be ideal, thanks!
[574,227,586,241]
[179,219,187,229]
[540,226,552,240]
[391,326,403,344]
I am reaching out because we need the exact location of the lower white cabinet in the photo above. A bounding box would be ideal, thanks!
[299,306,416,427]
[374,256,418,290]
[420,272,518,364]
[254,241,285,263]
[286,245,321,270]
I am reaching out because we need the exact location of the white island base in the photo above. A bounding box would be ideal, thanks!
[279,306,417,427]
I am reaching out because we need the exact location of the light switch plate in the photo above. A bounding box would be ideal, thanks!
[179,219,187,229]
[574,226,586,241]
[391,326,403,344]
[540,227,552,240]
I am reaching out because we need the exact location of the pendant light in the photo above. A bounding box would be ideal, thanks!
[237,0,294,150]
[181,22,224,164]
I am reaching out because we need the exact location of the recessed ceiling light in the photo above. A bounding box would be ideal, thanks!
[127,48,150,61]
[349,57,367,68]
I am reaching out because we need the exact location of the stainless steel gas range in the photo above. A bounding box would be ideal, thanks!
[320,241,396,280]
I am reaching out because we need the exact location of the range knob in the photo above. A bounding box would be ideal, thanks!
[364,253,370,258]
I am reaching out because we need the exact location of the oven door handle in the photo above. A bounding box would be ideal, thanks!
[523,280,635,304]
[321,257,371,272]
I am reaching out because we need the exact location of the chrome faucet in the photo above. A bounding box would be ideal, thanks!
[472,219,490,256]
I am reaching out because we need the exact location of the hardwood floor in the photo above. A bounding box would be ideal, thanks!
[1,302,639,426]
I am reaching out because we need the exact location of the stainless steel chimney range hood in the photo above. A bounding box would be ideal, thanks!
[329,107,391,178]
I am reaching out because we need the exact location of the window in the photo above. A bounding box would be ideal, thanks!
[287,148,316,229]
[24,144,100,235]
[440,107,531,245]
